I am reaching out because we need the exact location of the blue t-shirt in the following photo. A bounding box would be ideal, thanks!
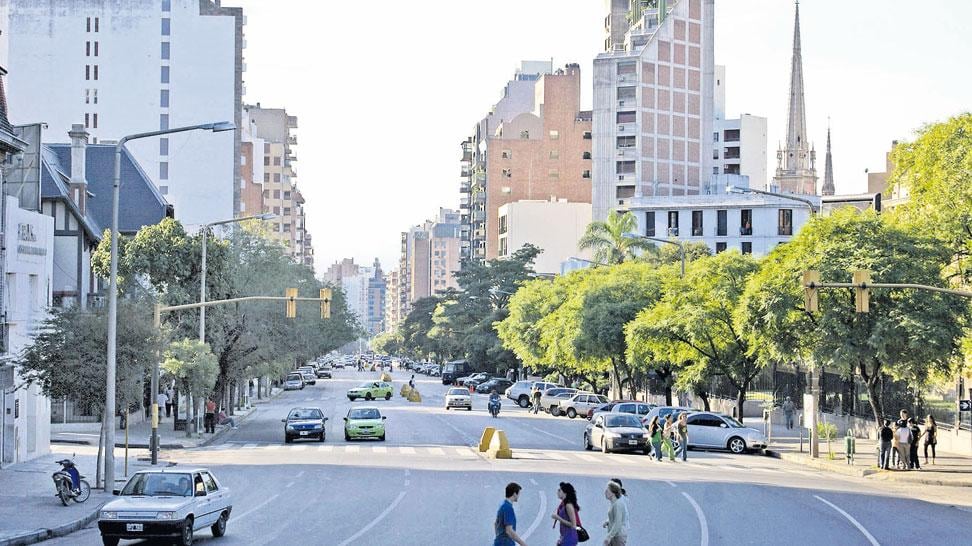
[494,499,517,546]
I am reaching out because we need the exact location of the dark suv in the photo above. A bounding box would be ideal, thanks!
[441,360,472,385]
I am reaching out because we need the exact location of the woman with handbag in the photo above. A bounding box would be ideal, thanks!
[551,482,588,544]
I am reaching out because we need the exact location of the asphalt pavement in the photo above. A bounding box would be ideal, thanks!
[45,369,972,545]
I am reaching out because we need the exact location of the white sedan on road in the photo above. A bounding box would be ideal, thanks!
[99,468,232,546]
[444,387,472,410]
[558,393,609,419]
[684,412,768,454]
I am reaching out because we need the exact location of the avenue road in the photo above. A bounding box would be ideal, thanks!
[52,370,972,545]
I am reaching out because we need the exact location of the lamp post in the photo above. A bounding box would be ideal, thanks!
[726,185,818,216]
[105,121,234,488]
[622,232,685,277]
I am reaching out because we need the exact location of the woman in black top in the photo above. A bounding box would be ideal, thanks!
[924,414,937,465]
[908,418,921,470]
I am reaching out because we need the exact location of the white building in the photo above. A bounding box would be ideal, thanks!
[5,0,244,226]
[711,67,767,191]
[497,200,592,275]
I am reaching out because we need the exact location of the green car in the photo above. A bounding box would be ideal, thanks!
[344,407,386,441]
[347,381,393,401]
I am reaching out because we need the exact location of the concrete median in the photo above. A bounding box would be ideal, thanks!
[478,427,496,452]
[406,389,422,403]
[486,429,512,459]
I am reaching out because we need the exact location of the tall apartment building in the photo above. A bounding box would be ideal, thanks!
[383,269,402,332]
[239,106,265,217]
[6,0,244,226]
[397,209,462,319]
[322,257,385,335]
[592,0,715,221]
[712,66,767,192]
[243,104,314,267]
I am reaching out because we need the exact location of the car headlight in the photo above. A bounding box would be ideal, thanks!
[642,433,650,439]
[156,512,175,520]
[286,424,295,430]
[604,431,621,439]
[101,511,118,520]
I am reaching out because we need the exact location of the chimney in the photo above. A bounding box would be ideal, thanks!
[68,123,89,213]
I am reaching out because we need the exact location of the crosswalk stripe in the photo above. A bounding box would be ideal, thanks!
[455,447,475,458]
[609,456,638,465]
[242,443,258,449]
[345,446,360,453]
[265,445,282,450]
[426,447,445,456]
[290,445,307,451]
[399,446,416,455]
[545,452,568,461]
[575,454,600,462]
[373,446,387,454]
[317,445,333,452]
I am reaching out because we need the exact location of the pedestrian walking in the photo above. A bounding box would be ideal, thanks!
[878,420,893,470]
[156,391,168,422]
[647,416,663,461]
[532,387,542,415]
[602,480,628,546]
[894,419,912,470]
[661,414,676,461]
[551,482,581,546]
[782,397,795,430]
[675,413,689,462]
[494,482,528,546]
[409,375,415,389]
[204,398,217,434]
[164,387,174,418]
[908,417,921,470]
[924,414,938,465]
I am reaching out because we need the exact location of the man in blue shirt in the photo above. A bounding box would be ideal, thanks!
[495,482,528,546]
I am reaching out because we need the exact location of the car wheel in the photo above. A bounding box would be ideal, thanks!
[517,396,530,408]
[643,446,652,456]
[179,517,194,546]
[285,435,292,444]
[601,438,609,454]
[550,407,561,417]
[379,433,386,441]
[566,408,577,419]
[445,407,449,411]
[211,512,228,537]
[344,432,351,441]
[584,433,592,451]
[319,432,326,442]
[365,393,374,401]
[385,392,391,400]
[348,396,356,401]
[728,437,747,454]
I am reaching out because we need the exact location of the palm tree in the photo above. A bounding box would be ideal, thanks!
[577,210,654,264]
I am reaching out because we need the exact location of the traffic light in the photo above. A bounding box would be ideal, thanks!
[320,288,332,319]
[286,287,297,318]
[803,270,820,313]
[853,270,870,313]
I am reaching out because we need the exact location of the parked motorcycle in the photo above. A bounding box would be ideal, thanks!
[52,459,90,506]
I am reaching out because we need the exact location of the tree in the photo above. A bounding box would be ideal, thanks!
[371,330,404,356]
[739,209,968,425]
[578,210,654,265]
[162,339,219,436]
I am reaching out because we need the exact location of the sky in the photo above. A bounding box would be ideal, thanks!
[233,0,972,274]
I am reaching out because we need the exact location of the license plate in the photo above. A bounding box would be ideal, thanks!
[300,431,308,436]
[126,523,143,532]
[628,440,638,445]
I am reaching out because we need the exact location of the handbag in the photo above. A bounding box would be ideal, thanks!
[575,509,589,542]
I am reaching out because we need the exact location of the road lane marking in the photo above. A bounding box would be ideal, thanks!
[455,447,475,458]
[295,471,304,478]
[814,495,880,546]
[345,446,360,453]
[398,446,416,454]
[575,454,600,462]
[521,490,547,541]
[336,490,407,546]
[372,446,387,454]
[528,425,573,444]
[426,447,445,456]
[681,492,709,546]
[544,452,567,461]
[609,456,638,465]
[529,478,538,486]
[242,443,258,449]
[290,445,307,451]
[234,493,280,522]
[317,445,333,452]
[665,481,678,488]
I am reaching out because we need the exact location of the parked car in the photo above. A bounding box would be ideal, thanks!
[297,368,316,386]
[441,360,472,385]
[98,468,232,546]
[282,407,327,443]
[347,381,393,401]
[458,372,489,387]
[683,412,767,454]
[315,365,332,379]
[644,406,692,427]
[558,393,609,419]
[344,406,386,441]
[586,401,655,421]
[506,381,560,408]
[283,373,304,391]
[476,378,514,395]
[584,413,650,454]
[444,387,472,411]
[540,388,577,415]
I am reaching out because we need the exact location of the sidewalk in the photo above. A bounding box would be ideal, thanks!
[748,418,972,487]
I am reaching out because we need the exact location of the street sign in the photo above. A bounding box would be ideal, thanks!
[959,400,972,412]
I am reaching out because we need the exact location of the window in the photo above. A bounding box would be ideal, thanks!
[740,209,753,235]
[95,17,99,32]
[263,155,270,166]
[264,173,270,183]
[92,113,98,128]
[583,131,592,140]
[283,207,291,216]
[547,169,559,178]
[713,148,719,159]
[502,168,512,178]
[93,65,99,80]
[617,61,636,75]
[94,42,99,56]
[582,151,592,159]
[85,89,90,104]
[548,130,559,140]
[273,190,281,198]
[161,42,170,60]
[717,210,727,236]
[158,138,169,156]
[202,472,218,493]
[616,161,635,174]
[273,173,281,183]
[85,65,90,80]
[713,167,719,174]
[273,156,281,166]
[160,89,169,107]
[86,17,91,32]
[92,89,98,104]
[273,206,280,214]
[645,211,655,237]
[778,209,793,236]
[264,143,270,154]
[548,150,559,160]
[723,129,740,142]
[86,41,91,56]
[161,18,171,36]
[501,150,511,159]
[283,191,292,200]
[616,111,636,124]
[161,66,170,83]
[617,86,637,100]
[667,211,679,236]
[159,113,169,131]
[724,164,740,175]
[84,113,90,128]
[519,130,529,139]
[716,242,727,253]
[617,136,635,148]
[159,185,168,195]
[499,237,508,257]
[741,241,752,254]
[712,132,719,142]
[159,162,168,180]
[582,170,591,179]
[283,223,292,232]
[691,210,703,236]
[162,0,172,11]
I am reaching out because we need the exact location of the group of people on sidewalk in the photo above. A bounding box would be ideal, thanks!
[879,409,937,470]
[148,389,238,433]
[495,479,630,546]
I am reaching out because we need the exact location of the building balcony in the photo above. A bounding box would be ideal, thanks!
[471,210,485,221]
[287,116,298,128]
[461,167,472,177]
[473,191,486,204]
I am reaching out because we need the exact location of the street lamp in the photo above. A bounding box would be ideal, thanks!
[726,185,818,216]
[622,232,685,277]
[105,121,234,489]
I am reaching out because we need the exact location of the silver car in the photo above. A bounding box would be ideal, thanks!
[98,468,232,546]
[283,373,304,390]
[684,412,768,454]
[584,413,650,454]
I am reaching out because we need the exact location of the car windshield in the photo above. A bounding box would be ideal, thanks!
[349,408,381,420]
[289,409,322,420]
[722,416,745,428]
[357,382,377,388]
[286,374,302,381]
[448,388,468,396]
[121,472,193,497]
[606,415,643,428]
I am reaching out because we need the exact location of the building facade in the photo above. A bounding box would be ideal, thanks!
[6,0,244,227]
[497,199,592,275]
[592,0,716,221]
[383,269,401,332]
[321,257,386,336]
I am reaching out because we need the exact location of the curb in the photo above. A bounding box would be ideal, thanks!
[50,438,185,449]
[0,500,104,546]
[766,448,971,486]
[199,406,258,448]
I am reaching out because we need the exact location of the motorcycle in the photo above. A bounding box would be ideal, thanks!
[52,459,90,506]
[488,399,501,418]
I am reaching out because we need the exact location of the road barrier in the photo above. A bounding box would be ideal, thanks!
[479,427,496,452]
[400,384,412,397]
[407,390,422,403]
[486,429,512,459]
[380,372,392,382]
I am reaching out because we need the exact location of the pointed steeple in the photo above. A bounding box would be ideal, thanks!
[773,1,817,195]
[822,122,835,196]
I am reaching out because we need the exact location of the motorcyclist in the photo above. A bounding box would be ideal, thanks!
[488,389,501,416]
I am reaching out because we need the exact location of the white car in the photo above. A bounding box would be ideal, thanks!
[558,393,609,419]
[684,412,768,454]
[506,381,559,408]
[540,388,577,415]
[444,387,472,410]
[98,468,232,546]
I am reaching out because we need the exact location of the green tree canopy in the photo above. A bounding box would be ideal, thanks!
[578,210,654,265]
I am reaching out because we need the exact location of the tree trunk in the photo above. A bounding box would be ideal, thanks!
[664,384,672,406]
[735,387,747,422]
[610,359,622,399]
[696,389,710,411]
[863,376,884,427]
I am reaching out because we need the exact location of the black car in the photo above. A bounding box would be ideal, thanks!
[476,378,514,394]
[441,360,472,385]
[282,407,327,443]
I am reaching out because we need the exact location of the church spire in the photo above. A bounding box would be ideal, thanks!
[773,0,817,195]
[822,121,835,196]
